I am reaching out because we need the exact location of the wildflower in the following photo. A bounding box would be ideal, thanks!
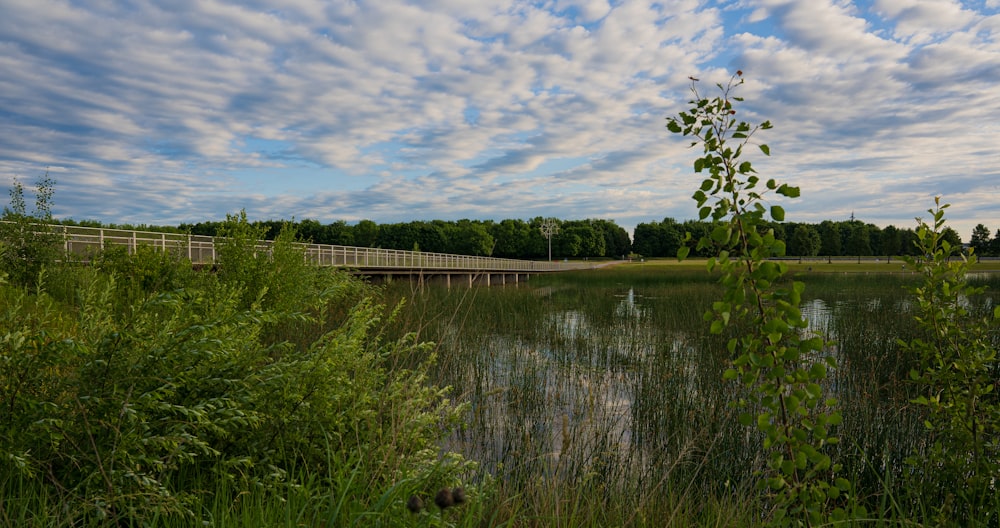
[435,488,454,509]
[407,495,423,513]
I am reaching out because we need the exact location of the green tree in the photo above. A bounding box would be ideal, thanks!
[969,223,991,256]
[297,218,327,244]
[941,226,962,249]
[326,220,355,246]
[817,221,841,256]
[843,221,872,256]
[589,218,631,258]
[353,219,379,247]
[632,218,682,258]
[490,219,531,258]
[787,224,821,257]
[445,219,494,256]
[562,222,606,258]
[880,224,902,257]
[898,227,920,256]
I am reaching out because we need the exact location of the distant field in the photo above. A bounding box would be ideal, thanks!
[610,257,1000,274]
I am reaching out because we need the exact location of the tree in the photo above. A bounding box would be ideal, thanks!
[326,220,355,246]
[899,227,920,256]
[353,219,379,247]
[880,225,902,257]
[969,224,991,256]
[787,224,821,257]
[562,221,606,258]
[445,220,494,256]
[818,220,841,256]
[843,221,872,256]
[297,219,327,244]
[941,226,962,249]
[631,218,681,258]
[489,219,531,258]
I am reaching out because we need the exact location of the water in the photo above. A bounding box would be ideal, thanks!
[389,268,1000,514]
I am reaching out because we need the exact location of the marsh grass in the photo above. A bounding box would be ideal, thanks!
[383,267,1000,525]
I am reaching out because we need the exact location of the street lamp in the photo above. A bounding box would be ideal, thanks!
[540,219,559,261]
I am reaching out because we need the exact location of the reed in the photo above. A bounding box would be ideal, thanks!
[383,267,1000,524]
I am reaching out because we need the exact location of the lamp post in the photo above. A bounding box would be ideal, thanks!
[540,219,559,261]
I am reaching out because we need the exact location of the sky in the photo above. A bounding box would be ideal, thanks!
[2,0,999,241]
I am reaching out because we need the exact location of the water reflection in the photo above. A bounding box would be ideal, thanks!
[415,272,1000,511]
[450,286,728,485]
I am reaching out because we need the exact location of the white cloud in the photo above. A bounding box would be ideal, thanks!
[0,0,997,240]
[874,0,977,44]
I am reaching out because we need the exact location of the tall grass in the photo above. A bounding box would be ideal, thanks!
[383,268,1000,525]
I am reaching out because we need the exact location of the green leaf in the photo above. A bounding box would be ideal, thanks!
[666,120,682,133]
[694,158,705,173]
[711,225,731,243]
[777,184,800,198]
[759,144,770,155]
[771,205,785,222]
[677,246,690,261]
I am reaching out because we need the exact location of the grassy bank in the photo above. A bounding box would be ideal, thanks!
[615,256,1000,274]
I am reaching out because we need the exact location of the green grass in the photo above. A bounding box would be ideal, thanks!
[613,256,1000,273]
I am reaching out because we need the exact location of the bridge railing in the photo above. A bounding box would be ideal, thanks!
[3,221,585,272]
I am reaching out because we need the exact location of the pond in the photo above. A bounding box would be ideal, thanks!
[384,268,1000,511]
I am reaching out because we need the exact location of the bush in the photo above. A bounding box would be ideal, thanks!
[901,199,1000,525]
[0,212,472,526]
[0,175,62,289]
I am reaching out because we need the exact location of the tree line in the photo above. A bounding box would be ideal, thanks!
[172,217,634,260]
[50,208,1000,260]
[630,217,993,258]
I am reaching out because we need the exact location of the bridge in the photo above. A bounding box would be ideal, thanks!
[15,223,593,287]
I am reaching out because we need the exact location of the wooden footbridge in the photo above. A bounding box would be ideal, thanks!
[23,223,594,287]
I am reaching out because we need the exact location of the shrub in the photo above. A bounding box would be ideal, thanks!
[668,73,856,526]
[0,175,62,289]
[901,198,1000,525]
[0,214,471,525]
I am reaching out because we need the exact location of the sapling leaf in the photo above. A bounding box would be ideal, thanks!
[777,184,800,198]
[771,205,785,222]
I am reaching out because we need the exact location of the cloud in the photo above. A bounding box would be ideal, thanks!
[0,0,998,242]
